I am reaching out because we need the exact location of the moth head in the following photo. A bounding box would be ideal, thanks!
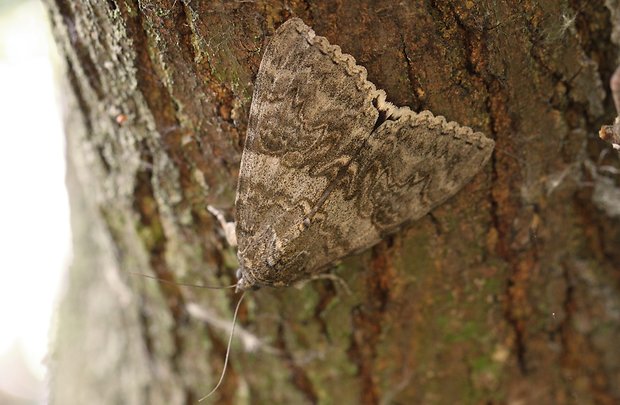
[235,213,309,290]
[234,242,282,291]
[234,234,271,291]
[235,267,260,292]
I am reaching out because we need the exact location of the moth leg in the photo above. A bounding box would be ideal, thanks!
[293,272,352,295]
[600,65,620,149]
[207,205,238,247]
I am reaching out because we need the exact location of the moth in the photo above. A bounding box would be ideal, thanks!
[210,18,495,292]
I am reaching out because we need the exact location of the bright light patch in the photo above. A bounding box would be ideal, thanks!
[0,0,70,402]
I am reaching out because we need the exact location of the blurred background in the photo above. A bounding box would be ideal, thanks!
[0,0,69,403]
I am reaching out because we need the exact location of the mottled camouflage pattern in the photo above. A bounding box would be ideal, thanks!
[234,18,494,290]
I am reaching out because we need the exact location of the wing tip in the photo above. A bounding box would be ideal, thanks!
[275,18,496,155]
[276,17,378,99]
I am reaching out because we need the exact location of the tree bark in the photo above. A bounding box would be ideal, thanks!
[45,1,620,404]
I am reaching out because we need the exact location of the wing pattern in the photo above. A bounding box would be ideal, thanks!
[234,19,494,289]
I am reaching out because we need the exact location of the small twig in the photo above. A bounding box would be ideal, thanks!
[186,302,277,354]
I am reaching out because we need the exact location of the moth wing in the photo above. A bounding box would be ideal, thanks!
[235,18,379,254]
[235,18,494,287]
[276,110,494,280]
[354,111,495,233]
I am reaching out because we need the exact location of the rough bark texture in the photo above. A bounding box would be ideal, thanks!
[46,1,620,404]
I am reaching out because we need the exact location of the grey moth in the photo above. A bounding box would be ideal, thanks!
[210,18,494,292]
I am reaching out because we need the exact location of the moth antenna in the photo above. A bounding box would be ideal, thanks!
[199,291,247,401]
[129,272,237,289]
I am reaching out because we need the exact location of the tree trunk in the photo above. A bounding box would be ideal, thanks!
[45,1,620,404]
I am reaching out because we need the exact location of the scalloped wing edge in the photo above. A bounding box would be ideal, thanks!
[283,17,494,152]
